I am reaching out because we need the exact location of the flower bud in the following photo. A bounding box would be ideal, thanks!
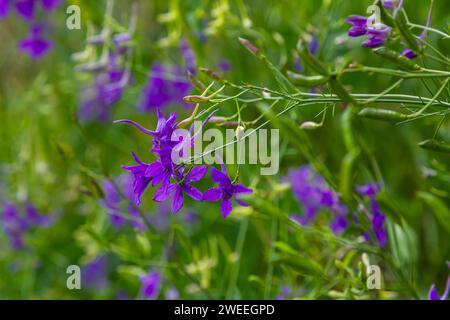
[183,95,210,104]
[373,47,421,71]
[236,125,245,141]
[238,37,260,57]
[199,67,222,81]
[300,121,322,130]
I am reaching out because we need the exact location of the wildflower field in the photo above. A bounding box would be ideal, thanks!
[0,0,449,301]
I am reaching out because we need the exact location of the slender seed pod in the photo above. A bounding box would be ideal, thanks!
[182,95,210,103]
[418,139,450,153]
[394,10,421,53]
[199,67,222,81]
[329,76,357,105]
[296,38,329,76]
[287,71,329,88]
[373,47,421,71]
[238,37,261,57]
[358,107,408,122]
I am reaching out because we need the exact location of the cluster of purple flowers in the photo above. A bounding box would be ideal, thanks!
[0,0,61,59]
[428,262,450,300]
[286,167,389,247]
[356,183,388,247]
[345,15,391,48]
[346,0,433,59]
[116,110,252,218]
[101,174,199,231]
[287,166,349,234]
[76,33,132,122]
[1,202,55,250]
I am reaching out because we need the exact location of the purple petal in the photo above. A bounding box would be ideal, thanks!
[203,187,222,202]
[113,119,156,136]
[153,180,174,202]
[0,0,9,19]
[233,184,252,195]
[171,186,184,213]
[211,167,230,184]
[183,184,203,201]
[184,165,208,183]
[428,284,440,300]
[15,0,34,20]
[221,198,233,218]
[402,48,418,59]
[345,15,367,26]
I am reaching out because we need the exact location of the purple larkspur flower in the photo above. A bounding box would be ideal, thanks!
[203,164,252,218]
[428,264,450,301]
[154,165,207,213]
[381,0,397,9]
[140,270,161,300]
[2,202,28,250]
[83,255,108,290]
[2,201,55,250]
[79,54,128,122]
[121,152,153,206]
[40,0,62,11]
[294,34,319,72]
[345,15,390,48]
[15,0,34,20]
[101,175,147,230]
[288,166,348,234]
[25,204,54,227]
[276,286,291,300]
[166,287,180,300]
[180,39,197,75]
[356,183,388,247]
[218,59,231,73]
[139,63,192,111]
[18,24,53,59]
[402,3,433,59]
[0,0,9,19]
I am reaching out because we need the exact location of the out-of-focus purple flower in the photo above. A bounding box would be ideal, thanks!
[1,201,55,250]
[166,287,180,300]
[139,63,192,112]
[276,286,291,300]
[381,0,397,9]
[180,39,197,75]
[218,59,231,73]
[140,270,161,299]
[2,202,27,250]
[101,174,148,230]
[402,3,433,59]
[40,0,62,11]
[18,24,53,60]
[78,53,128,122]
[15,0,34,20]
[203,164,252,218]
[287,166,348,234]
[294,34,319,73]
[25,204,55,227]
[356,183,388,247]
[83,255,108,290]
[428,274,450,300]
[0,0,9,19]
